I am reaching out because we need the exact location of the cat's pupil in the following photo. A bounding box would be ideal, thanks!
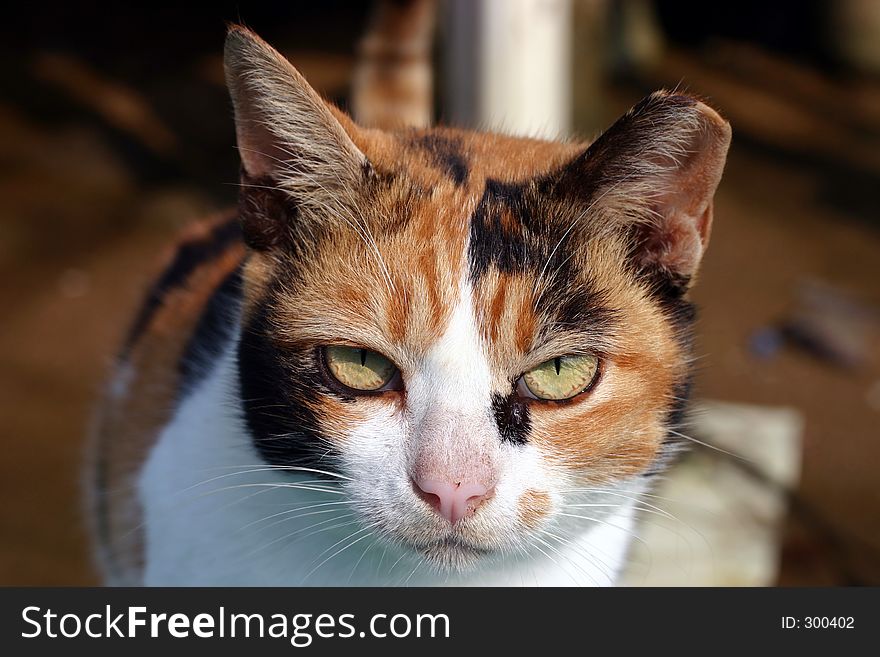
[360,348,367,367]
[554,357,561,375]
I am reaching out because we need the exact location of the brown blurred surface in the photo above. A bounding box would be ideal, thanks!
[1,11,879,586]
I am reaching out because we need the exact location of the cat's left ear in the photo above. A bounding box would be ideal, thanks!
[224,25,369,247]
[554,91,731,284]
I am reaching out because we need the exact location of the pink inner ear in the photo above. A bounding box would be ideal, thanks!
[646,203,707,278]
[236,118,285,178]
[637,173,714,279]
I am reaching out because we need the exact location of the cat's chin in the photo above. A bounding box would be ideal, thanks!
[415,537,492,572]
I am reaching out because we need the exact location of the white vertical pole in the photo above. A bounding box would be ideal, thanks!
[443,0,573,140]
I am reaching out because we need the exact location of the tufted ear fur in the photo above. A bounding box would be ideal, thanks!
[224,25,370,249]
[552,91,731,285]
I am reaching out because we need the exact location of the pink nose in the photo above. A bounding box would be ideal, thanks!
[412,478,494,525]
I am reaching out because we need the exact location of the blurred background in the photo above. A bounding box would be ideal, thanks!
[1,0,879,585]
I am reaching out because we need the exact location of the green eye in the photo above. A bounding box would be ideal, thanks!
[521,354,600,401]
[324,346,397,391]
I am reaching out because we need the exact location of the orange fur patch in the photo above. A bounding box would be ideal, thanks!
[518,489,552,530]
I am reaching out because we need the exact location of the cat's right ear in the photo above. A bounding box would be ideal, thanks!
[224,25,369,248]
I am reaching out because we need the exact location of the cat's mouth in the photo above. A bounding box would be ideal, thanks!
[414,536,492,570]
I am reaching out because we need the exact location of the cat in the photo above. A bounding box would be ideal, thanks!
[88,23,730,586]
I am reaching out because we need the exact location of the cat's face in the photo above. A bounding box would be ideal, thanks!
[226,27,730,571]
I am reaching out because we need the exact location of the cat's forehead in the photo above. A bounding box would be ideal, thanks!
[261,129,636,374]
[354,125,585,191]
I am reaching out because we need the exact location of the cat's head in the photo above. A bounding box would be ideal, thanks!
[224,26,730,572]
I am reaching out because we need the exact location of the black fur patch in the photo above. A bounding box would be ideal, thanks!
[541,93,700,203]
[469,178,616,337]
[467,179,544,281]
[237,299,341,474]
[491,392,531,446]
[178,266,243,397]
[121,215,242,357]
[410,133,469,186]
[237,173,302,252]
[665,376,693,434]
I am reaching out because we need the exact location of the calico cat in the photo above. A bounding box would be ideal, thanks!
[89,24,730,586]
